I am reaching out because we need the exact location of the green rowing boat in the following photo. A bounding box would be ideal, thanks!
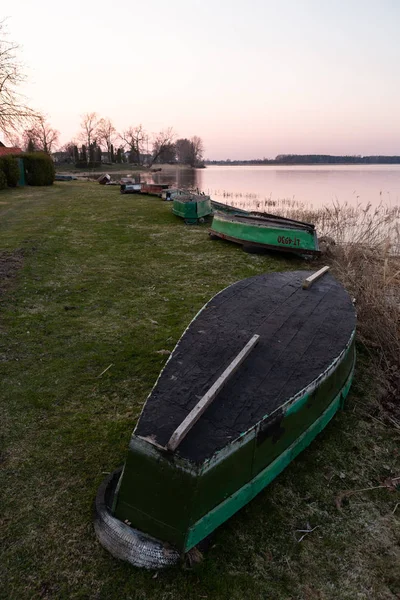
[95,268,355,568]
[172,194,213,224]
[210,212,320,255]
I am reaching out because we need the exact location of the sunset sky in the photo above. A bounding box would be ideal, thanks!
[5,0,400,159]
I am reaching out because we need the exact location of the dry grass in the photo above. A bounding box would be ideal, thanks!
[277,200,400,427]
[289,202,399,368]
[330,244,400,367]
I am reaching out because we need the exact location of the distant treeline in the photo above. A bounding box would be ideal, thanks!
[205,154,400,166]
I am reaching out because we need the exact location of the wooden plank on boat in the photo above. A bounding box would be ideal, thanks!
[302,266,330,289]
[166,334,260,452]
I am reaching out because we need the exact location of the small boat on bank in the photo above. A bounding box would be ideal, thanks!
[161,188,188,201]
[141,183,170,197]
[210,212,320,256]
[95,268,356,568]
[172,193,213,224]
[120,183,142,194]
[98,173,111,185]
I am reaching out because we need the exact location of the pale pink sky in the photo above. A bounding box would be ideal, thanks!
[5,0,400,159]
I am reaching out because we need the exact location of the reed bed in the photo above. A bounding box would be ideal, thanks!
[212,192,400,411]
[284,202,399,373]
[270,201,400,373]
[327,217,400,430]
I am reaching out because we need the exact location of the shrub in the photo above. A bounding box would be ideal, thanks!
[0,155,20,187]
[23,152,55,186]
[0,168,7,190]
[74,160,88,169]
[74,160,101,169]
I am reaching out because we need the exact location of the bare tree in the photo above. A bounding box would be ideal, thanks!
[176,138,190,164]
[60,140,77,162]
[120,124,147,165]
[5,131,21,147]
[23,116,59,153]
[152,142,176,164]
[0,20,38,137]
[79,112,100,152]
[22,128,35,151]
[97,117,116,162]
[150,127,175,167]
[176,136,204,167]
[190,136,204,166]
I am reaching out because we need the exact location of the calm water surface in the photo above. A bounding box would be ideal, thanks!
[153,165,400,210]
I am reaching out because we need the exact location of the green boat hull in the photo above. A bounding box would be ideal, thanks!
[172,196,213,224]
[113,335,355,553]
[210,213,320,255]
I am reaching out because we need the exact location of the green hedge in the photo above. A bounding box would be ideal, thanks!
[0,169,7,190]
[74,160,101,168]
[23,152,55,186]
[0,156,20,187]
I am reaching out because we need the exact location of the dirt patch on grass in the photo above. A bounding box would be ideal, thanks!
[0,249,24,298]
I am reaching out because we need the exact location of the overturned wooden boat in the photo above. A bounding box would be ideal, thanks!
[95,268,356,568]
[98,173,111,185]
[172,193,213,224]
[210,212,320,256]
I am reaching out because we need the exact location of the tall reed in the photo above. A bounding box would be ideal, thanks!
[280,202,400,369]
[217,194,400,383]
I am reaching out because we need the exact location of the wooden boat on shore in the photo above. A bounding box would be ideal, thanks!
[141,183,170,197]
[172,193,213,224]
[95,268,356,568]
[161,188,188,201]
[210,212,320,256]
[120,182,142,194]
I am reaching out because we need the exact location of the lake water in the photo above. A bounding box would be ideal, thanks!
[151,165,400,211]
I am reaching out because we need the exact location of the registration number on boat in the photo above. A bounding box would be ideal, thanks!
[277,236,301,246]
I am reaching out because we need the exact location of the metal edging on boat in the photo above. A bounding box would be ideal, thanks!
[200,329,356,474]
[184,359,355,552]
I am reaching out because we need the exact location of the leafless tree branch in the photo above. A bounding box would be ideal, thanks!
[0,20,39,137]
[23,116,59,153]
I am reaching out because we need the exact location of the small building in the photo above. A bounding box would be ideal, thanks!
[0,145,23,157]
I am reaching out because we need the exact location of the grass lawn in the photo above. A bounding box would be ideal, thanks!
[1,182,399,600]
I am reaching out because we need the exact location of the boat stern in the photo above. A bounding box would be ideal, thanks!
[112,435,199,551]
